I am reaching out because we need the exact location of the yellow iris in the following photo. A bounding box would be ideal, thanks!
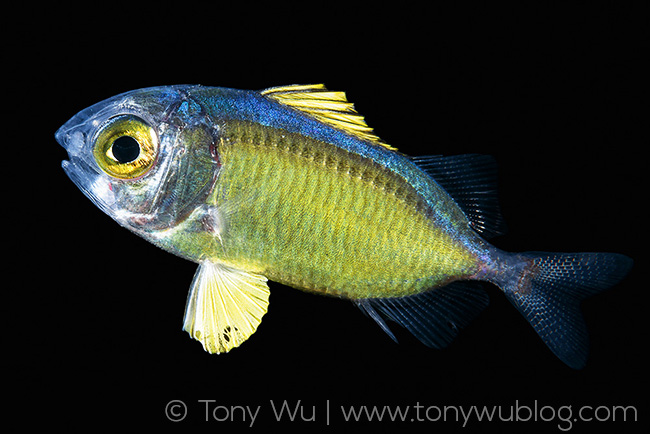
[93,115,158,179]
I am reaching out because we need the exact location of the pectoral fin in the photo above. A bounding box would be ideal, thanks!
[183,261,270,354]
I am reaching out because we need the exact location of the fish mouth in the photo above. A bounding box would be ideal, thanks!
[57,123,90,194]
[61,157,117,219]
[57,123,118,220]
[56,121,87,157]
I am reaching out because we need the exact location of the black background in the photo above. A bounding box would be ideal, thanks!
[11,3,646,432]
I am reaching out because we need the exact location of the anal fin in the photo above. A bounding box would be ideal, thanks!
[356,282,489,349]
[183,261,270,354]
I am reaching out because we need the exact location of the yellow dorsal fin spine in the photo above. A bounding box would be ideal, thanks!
[261,84,397,151]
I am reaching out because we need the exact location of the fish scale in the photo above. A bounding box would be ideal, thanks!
[208,120,479,298]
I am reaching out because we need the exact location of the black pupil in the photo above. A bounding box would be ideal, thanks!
[112,136,140,163]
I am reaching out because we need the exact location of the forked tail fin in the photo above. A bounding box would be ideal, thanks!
[497,252,632,369]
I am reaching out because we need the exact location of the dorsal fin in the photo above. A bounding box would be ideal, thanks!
[411,154,507,239]
[261,84,397,150]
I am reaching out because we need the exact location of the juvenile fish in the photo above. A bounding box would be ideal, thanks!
[56,84,632,368]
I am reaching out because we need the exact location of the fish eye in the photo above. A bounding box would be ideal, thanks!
[111,136,141,163]
[93,115,158,179]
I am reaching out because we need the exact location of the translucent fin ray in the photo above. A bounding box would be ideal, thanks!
[261,84,396,150]
[356,282,489,349]
[183,261,270,354]
[411,154,507,238]
[498,252,633,369]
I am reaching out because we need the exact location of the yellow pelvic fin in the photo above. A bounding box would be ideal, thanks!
[183,261,270,354]
[261,84,397,150]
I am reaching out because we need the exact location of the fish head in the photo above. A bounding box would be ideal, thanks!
[56,85,221,239]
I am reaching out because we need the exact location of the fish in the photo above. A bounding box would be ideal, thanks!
[56,84,632,368]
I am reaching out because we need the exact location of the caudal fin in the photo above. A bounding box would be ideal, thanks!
[498,252,632,369]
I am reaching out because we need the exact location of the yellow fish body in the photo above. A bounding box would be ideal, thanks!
[56,84,631,368]
[173,119,480,298]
